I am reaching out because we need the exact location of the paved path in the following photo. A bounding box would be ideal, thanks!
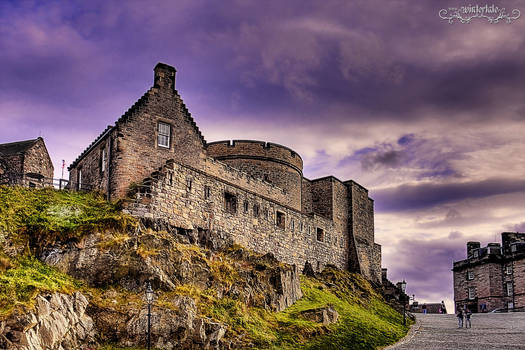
[387,313,525,350]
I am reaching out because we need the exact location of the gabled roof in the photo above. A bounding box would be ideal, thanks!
[0,138,40,156]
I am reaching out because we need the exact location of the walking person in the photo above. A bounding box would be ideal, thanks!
[465,307,472,328]
[456,307,464,328]
[422,304,427,314]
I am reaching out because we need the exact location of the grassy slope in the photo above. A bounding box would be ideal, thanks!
[0,186,409,349]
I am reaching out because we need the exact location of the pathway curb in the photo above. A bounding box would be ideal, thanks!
[382,317,422,350]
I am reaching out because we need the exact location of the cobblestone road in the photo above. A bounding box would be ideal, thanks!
[387,313,525,350]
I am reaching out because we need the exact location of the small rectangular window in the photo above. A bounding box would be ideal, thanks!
[186,178,192,192]
[168,172,173,186]
[290,219,295,231]
[508,302,514,309]
[299,221,303,232]
[100,147,106,173]
[316,228,324,242]
[276,211,285,229]
[468,287,476,300]
[473,250,479,258]
[506,265,512,275]
[506,282,513,296]
[225,192,237,214]
[77,169,82,190]
[157,122,171,148]
[243,200,249,214]
[253,203,260,217]
[467,271,474,280]
[204,185,211,199]
[511,245,517,252]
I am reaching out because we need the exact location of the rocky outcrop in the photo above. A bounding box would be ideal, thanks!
[36,226,302,348]
[0,292,95,350]
[300,305,339,325]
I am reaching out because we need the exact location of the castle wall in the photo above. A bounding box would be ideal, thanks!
[68,133,110,191]
[347,181,380,283]
[125,159,349,272]
[310,178,333,220]
[23,139,54,179]
[301,179,313,214]
[207,141,303,210]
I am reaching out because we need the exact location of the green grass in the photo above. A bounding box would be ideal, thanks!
[200,269,410,349]
[0,255,82,316]
[0,186,135,245]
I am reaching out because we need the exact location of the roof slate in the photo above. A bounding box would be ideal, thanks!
[0,138,39,156]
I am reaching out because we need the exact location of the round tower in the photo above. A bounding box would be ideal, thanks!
[206,140,303,210]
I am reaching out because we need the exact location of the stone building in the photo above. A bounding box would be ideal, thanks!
[0,137,54,187]
[68,63,382,282]
[453,232,525,312]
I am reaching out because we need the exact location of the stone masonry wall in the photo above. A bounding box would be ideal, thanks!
[207,141,303,210]
[454,262,505,312]
[126,159,349,272]
[23,138,54,179]
[347,181,378,282]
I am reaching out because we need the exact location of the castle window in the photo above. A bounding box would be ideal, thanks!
[276,211,285,229]
[204,185,211,199]
[168,172,173,186]
[299,221,303,232]
[468,287,476,300]
[290,219,295,231]
[253,204,260,217]
[186,177,192,192]
[157,122,171,148]
[472,250,479,258]
[77,169,82,191]
[243,200,249,214]
[511,244,517,252]
[508,301,514,309]
[506,282,513,296]
[316,228,324,242]
[263,174,270,182]
[466,271,474,280]
[506,265,512,275]
[225,192,237,214]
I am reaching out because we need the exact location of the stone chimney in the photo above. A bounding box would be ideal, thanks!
[154,63,176,90]
[467,241,480,258]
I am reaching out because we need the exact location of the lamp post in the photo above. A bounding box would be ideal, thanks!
[145,282,154,350]
[400,279,407,326]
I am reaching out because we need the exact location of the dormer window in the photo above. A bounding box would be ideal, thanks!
[157,122,171,148]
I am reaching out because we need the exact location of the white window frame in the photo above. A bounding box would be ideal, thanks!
[101,147,106,172]
[508,301,514,309]
[468,287,476,300]
[506,282,513,297]
[78,169,82,190]
[157,122,171,148]
[467,271,474,280]
[506,265,513,275]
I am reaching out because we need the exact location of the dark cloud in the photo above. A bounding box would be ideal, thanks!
[374,178,525,212]
[361,150,401,170]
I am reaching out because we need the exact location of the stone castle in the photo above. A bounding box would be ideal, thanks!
[68,63,382,282]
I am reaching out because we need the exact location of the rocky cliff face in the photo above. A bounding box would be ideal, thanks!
[2,223,302,349]
[0,292,95,350]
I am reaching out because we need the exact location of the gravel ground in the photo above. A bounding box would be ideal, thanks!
[386,313,525,350]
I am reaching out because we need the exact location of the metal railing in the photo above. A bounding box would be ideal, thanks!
[0,173,95,191]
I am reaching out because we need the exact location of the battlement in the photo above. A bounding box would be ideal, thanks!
[206,140,303,173]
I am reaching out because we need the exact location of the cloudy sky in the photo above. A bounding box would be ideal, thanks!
[1,0,524,311]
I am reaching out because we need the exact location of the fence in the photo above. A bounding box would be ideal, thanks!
[0,173,95,192]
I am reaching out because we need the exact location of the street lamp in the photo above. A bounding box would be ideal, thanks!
[400,280,407,326]
[145,282,154,350]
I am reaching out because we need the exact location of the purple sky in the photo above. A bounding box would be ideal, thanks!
[1,0,524,311]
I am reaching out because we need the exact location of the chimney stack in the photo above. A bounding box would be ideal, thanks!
[154,63,176,90]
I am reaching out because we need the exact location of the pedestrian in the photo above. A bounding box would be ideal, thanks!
[422,304,427,314]
[465,307,472,328]
[456,307,464,328]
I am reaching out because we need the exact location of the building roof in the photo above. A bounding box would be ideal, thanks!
[0,138,40,156]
